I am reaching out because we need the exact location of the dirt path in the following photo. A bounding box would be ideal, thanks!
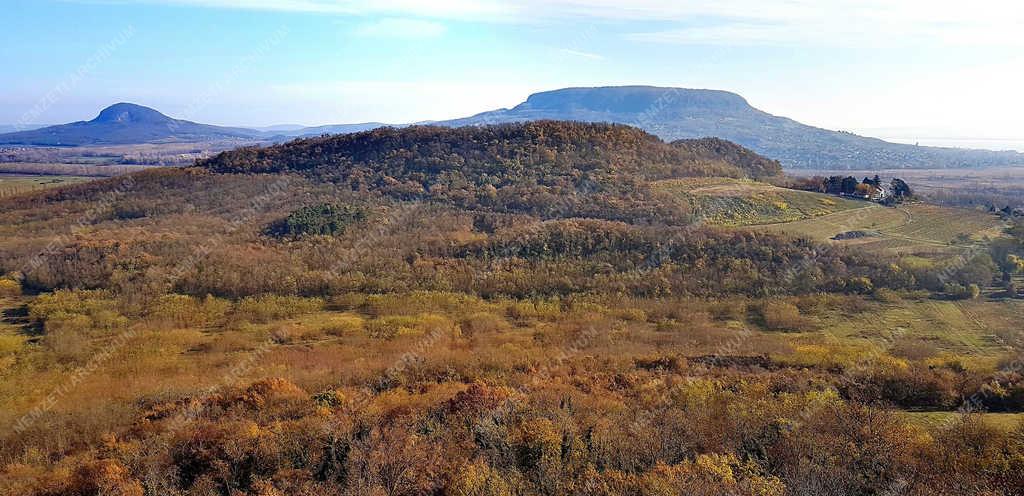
[746,203,879,229]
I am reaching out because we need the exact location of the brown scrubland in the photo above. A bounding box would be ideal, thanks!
[2,122,1024,495]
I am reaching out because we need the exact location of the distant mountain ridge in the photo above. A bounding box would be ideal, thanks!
[0,124,48,134]
[2,89,1022,169]
[0,104,393,146]
[0,103,265,146]
[439,86,1024,169]
[275,122,390,137]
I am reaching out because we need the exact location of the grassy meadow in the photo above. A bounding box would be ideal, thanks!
[754,203,1006,261]
[0,175,93,199]
[652,177,865,226]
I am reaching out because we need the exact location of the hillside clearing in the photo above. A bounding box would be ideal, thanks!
[652,177,865,226]
[0,174,93,199]
[752,202,1007,260]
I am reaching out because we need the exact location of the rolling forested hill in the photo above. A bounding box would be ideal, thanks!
[200,121,782,178]
[0,120,915,300]
[199,121,781,222]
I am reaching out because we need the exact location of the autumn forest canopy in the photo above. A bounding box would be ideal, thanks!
[3,121,1024,496]
[2,122,924,299]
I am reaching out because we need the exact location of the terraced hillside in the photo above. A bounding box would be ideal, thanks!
[652,177,864,226]
[754,203,1007,261]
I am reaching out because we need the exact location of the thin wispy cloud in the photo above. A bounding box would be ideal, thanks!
[120,0,516,20]
[558,48,604,60]
[265,80,539,122]
[352,18,446,38]
[132,0,1024,47]
[627,23,800,47]
[626,8,1024,47]
[23,0,1024,137]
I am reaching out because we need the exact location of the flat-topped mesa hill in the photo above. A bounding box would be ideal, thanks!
[441,86,1024,169]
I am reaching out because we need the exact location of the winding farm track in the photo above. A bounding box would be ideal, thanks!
[752,203,896,236]
[745,203,877,230]
[751,201,1007,261]
[873,207,952,248]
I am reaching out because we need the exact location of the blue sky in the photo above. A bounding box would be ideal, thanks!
[2,0,1023,148]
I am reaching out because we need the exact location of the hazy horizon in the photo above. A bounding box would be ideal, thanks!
[5,95,1024,153]
[3,1,1023,151]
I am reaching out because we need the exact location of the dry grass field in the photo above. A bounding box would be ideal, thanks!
[5,287,1024,494]
[0,163,148,177]
[0,174,93,199]
[652,177,865,226]
[753,202,1006,261]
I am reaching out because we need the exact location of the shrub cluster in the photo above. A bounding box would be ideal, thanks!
[267,203,367,239]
